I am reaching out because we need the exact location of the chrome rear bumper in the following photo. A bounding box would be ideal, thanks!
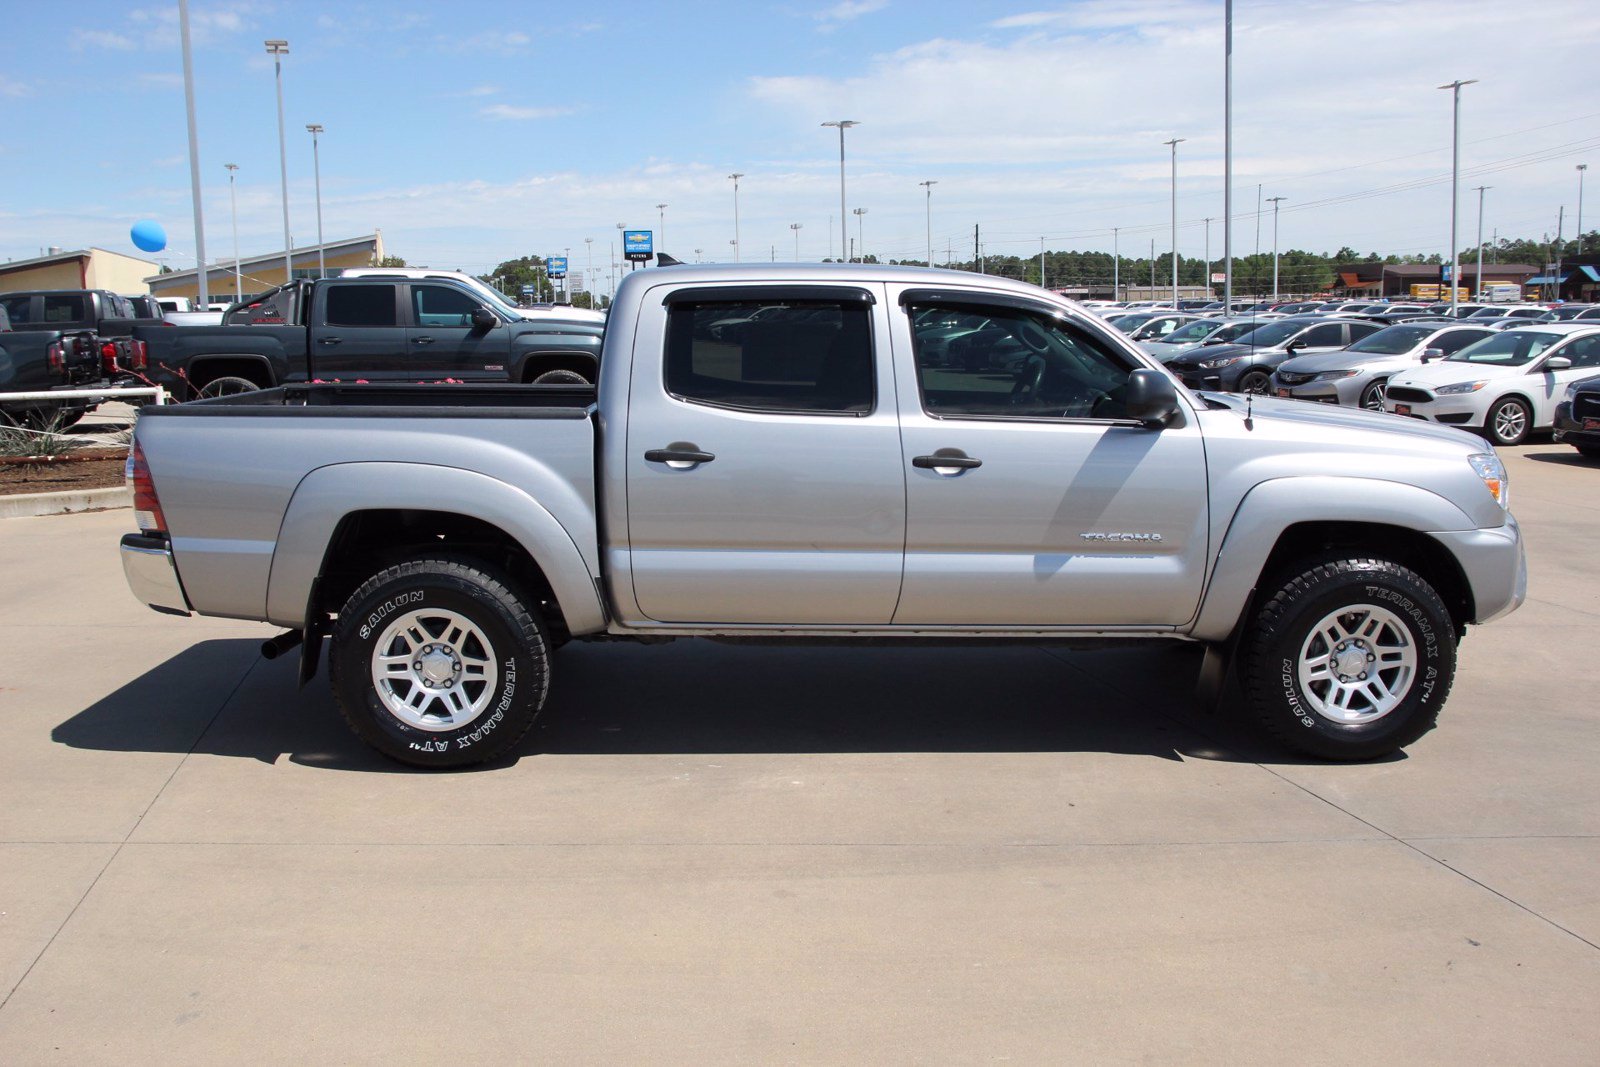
[120,533,192,616]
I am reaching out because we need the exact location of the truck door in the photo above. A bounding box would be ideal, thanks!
[311,282,407,380]
[890,288,1209,627]
[622,284,906,625]
[405,283,512,380]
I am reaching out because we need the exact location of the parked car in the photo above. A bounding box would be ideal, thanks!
[1165,316,1384,393]
[1383,324,1600,445]
[1543,304,1594,321]
[120,262,1525,769]
[0,288,151,402]
[1465,305,1546,321]
[1552,373,1600,459]
[1122,312,1210,342]
[340,268,608,325]
[137,275,606,399]
[1136,316,1233,359]
[1271,322,1494,410]
[0,302,103,426]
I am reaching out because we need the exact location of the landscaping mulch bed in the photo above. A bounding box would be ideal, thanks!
[0,449,129,495]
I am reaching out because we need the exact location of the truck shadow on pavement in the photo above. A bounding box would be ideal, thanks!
[53,636,1364,771]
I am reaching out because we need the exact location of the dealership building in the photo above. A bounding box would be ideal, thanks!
[0,247,160,295]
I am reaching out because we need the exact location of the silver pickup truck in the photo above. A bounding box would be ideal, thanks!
[121,264,1526,768]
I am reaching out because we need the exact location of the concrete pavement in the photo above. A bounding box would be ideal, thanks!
[0,443,1595,1063]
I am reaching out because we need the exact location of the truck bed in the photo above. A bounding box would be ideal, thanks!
[138,382,602,626]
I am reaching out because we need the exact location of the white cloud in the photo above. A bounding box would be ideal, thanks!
[459,84,500,97]
[480,104,571,121]
[815,0,888,32]
[0,75,31,97]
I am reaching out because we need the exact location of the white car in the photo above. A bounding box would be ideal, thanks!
[1383,324,1600,445]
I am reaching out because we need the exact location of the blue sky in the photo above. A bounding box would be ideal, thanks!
[1,0,1596,290]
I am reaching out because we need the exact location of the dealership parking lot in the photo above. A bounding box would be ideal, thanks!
[0,443,1596,1063]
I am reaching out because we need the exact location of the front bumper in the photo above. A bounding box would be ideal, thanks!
[1382,392,1481,427]
[1272,376,1363,405]
[1553,399,1600,447]
[120,533,193,616]
[1430,513,1526,625]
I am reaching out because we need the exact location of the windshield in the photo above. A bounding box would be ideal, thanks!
[1346,325,1432,354]
[1108,313,1152,330]
[1445,331,1559,366]
[1158,319,1221,344]
[1233,320,1301,347]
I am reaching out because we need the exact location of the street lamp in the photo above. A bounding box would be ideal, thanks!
[179,0,209,308]
[727,173,743,262]
[264,39,292,284]
[584,237,594,304]
[656,203,668,254]
[1578,164,1589,256]
[790,222,803,261]
[305,124,325,278]
[1267,196,1286,300]
[1438,78,1478,314]
[852,207,867,263]
[919,180,937,266]
[224,163,241,301]
[1164,137,1185,308]
[1112,226,1119,300]
[821,120,859,263]
[1203,217,1212,295]
[1473,185,1490,301]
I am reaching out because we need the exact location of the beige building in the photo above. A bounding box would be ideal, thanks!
[147,232,389,304]
[0,247,161,295]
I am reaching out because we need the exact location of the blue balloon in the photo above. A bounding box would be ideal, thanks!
[130,219,167,253]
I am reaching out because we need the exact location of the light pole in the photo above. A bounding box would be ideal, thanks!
[584,237,594,304]
[694,248,703,263]
[1438,78,1478,315]
[179,0,209,308]
[1112,226,1119,300]
[1203,217,1212,295]
[1223,0,1233,312]
[1164,137,1185,308]
[305,124,326,277]
[727,173,743,262]
[265,39,292,284]
[853,207,867,262]
[1473,186,1490,302]
[1578,164,1588,256]
[1267,196,1286,301]
[919,180,937,266]
[1039,237,1046,289]
[790,222,803,261]
[656,203,668,253]
[224,163,241,301]
[821,120,859,264]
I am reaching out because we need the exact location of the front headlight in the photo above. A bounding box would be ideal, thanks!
[1564,381,1584,401]
[1436,380,1488,395]
[1198,356,1242,369]
[1313,370,1359,381]
[1468,453,1509,509]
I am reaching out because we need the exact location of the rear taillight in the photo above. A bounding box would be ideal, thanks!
[126,441,168,534]
[101,341,118,374]
[130,338,148,370]
[47,341,64,374]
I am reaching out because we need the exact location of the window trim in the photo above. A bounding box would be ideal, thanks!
[661,292,879,419]
[901,292,1147,427]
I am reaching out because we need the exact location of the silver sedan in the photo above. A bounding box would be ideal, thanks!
[1270,322,1495,410]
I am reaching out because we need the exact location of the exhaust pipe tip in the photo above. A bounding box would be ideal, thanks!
[260,629,304,660]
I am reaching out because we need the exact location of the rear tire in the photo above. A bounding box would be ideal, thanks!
[196,376,261,400]
[1238,370,1271,395]
[531,368,590,385]
[1240,558,1455,761]
[329,557,550,768]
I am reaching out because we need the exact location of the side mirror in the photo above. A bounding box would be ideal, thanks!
[1125,369,1181,429]
[1285,338,1307,353]
[1419,347,1444,363]
[1544,355,1572,370]
[470,307,497,332]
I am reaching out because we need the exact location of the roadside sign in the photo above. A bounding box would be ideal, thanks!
[520,284,535,295]
[624,230,654,262]
[1210,272,1225,283]
[548,256,568,279]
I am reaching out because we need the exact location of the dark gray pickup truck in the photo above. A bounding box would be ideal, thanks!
[132,275,604,399]
[0,294,116,425]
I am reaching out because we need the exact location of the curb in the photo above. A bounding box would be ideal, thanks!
[0,486,131,519]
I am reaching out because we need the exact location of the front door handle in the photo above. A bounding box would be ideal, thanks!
[913,449,982,474]
[318,337,342,345]
[645,445,716,470]
[412,336,435,345]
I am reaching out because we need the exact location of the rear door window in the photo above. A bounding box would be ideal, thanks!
[1,296,31,325]
[323,284,398,328]
[42,294,88,324]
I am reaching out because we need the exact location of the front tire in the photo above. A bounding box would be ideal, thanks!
[329,557,550,768]
[1240,558,1456,761]
[1485,396,1531,446]
[1360,378,1388,411]
[1237,370,1271,395]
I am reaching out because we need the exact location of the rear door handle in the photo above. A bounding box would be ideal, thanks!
[645,446,716,470]
[318,337,342,345]
[413,336,435,345]
[913,450,982,474]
